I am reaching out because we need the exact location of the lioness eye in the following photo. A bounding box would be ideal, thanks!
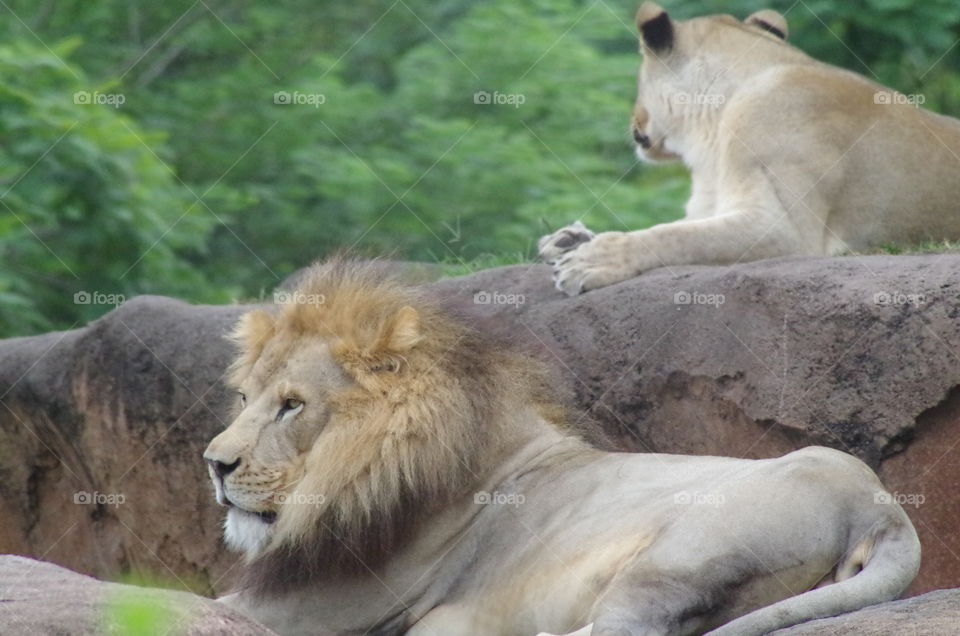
[238,392,247,407]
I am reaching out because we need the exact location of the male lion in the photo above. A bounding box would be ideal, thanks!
[204,260,919,636]
[540,2,960,295]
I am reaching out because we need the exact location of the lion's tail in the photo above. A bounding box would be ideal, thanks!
[706,516,921,636]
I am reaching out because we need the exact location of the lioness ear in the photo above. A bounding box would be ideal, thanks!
[636,2,674,53]
[382,306,422,353]
[745,10,788,41]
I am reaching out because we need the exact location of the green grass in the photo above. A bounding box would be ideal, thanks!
[861,240,960,255]
[105,592,177,636]
[113,569,211,596]
[100,571,212,635]
[435,252,533,278]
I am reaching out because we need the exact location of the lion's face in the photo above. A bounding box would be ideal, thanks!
[630,2,789,164]
[204,334,350,555]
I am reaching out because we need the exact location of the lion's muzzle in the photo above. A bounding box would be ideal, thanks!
[632,126,652,149]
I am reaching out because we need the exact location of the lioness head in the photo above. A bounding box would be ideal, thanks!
[204,260,567,592]
[630,2,791,163]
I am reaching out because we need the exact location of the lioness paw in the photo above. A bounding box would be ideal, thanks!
[537,221,596,264]
[551,232,638,296]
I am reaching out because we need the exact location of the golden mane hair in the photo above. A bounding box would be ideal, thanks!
[227,259,577,594]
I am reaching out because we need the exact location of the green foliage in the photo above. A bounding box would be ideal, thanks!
[99,570,213,633]
[104,592,175,636]
[0,38,229,334]
[1,0,958,335]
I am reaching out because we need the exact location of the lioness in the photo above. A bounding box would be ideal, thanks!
[204,260,920,636]
[540,2,960,295]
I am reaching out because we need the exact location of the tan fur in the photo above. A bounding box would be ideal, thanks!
[207,259,573,591]
[540,2,960,295]
[206,260,919,636]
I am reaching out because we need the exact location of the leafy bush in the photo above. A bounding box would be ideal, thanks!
[0,39,228,334]
[1,0,958,335]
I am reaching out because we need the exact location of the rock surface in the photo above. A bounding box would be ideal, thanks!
[1,255,959,597]
[0,555,273,635]
[3,552,955,636]
[770,588,960,635]
[0,297,248,595]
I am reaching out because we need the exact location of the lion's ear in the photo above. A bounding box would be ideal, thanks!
[230,309,275,348]
[636,2,674,53]
[227,309,276,386]
[337,306,422,377]
[381,306,422,353]
[745,10,788,41]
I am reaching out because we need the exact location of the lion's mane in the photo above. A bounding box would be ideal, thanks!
[228,260,573,594]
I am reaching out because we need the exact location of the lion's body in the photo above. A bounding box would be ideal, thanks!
[542,3,960,295]
[204,260,920,636]
[409,446,917,636]
[219,441,920,636]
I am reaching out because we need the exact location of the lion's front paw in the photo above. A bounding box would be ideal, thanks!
[537,221,596,264]
[552,233,639,296]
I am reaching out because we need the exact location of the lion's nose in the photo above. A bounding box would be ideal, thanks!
[632,127,651,148]
[207,457,241,479]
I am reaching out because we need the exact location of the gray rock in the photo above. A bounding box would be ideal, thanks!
[0,555,273,635]
[770,588,960,635]
[278,258,442,291]
[433,257,960,464]
[0,297,252,594]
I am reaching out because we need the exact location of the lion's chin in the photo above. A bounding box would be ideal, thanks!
[634,145,675,164]
[224,507,275,557]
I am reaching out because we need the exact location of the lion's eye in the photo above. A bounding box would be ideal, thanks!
[278,398,304,420]
[239,392,247,407]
